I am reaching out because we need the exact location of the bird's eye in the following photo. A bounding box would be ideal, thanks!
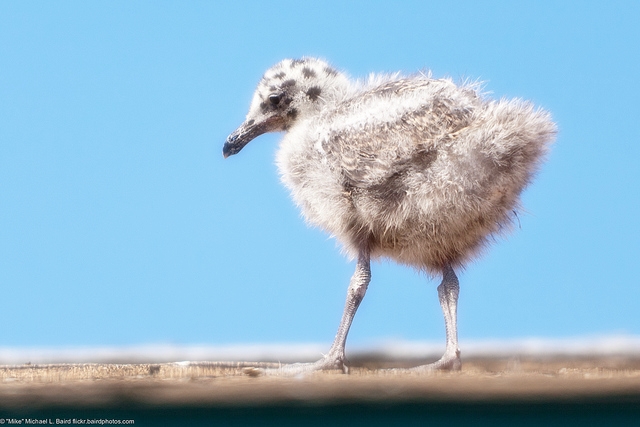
[269,94,282,106]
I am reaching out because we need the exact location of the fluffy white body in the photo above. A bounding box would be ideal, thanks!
[224,58,556,374]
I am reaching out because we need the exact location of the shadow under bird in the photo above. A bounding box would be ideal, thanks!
[223,58,556,375]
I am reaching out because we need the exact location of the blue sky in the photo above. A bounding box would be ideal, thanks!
[1,1,638,349]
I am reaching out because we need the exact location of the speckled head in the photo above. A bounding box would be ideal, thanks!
[223,58,349,158]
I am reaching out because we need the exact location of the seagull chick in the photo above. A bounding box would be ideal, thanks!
[224,58,556,375]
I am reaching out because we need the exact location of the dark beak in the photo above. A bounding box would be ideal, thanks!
[223,116,284,158]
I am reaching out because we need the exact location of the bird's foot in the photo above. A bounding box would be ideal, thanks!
[243,352,348,377]
[410,349,461,372]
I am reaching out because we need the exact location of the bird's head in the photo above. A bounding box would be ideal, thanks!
[223,58,350,158]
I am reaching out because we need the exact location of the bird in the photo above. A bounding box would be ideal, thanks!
[223,57,556,374]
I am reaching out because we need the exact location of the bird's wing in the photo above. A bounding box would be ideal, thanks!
[321,78,476,189]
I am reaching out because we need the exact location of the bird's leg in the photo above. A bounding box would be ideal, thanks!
[321,248,371,372]
[413,264,462,371]
[258,248,371,376]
